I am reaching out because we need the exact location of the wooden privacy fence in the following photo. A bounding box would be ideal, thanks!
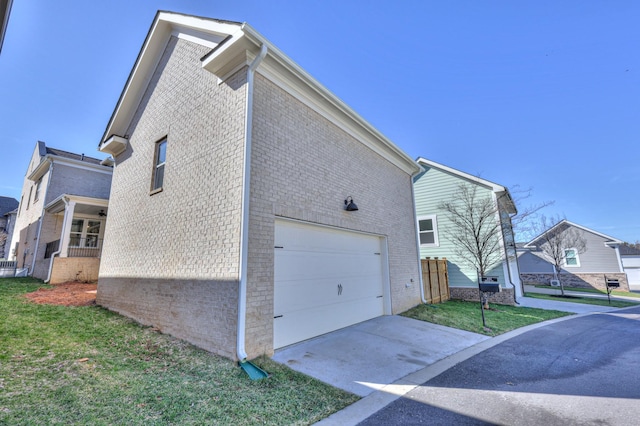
[421,257,449,304]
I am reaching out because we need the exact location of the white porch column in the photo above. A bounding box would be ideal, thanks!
[59,201,76,258]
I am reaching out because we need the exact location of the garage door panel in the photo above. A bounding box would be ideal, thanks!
[275,276,383,313]
[273,296,385,349]
[274,220,387,349]
[275,250,382,281]
[627,268,640,286]
[276,222,381,253]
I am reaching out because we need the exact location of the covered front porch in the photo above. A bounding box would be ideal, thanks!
[44,194,108,283]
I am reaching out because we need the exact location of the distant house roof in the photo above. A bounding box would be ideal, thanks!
[0,196,18,216]
[620,244,640,256]
[27,141,113,183]
[525,220,623,247]
[45,147,103,165]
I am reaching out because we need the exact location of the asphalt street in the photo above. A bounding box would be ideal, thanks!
[358,305,640,425]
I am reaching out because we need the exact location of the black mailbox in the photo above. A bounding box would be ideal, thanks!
[606,279,620,288]
[479,276,501,293]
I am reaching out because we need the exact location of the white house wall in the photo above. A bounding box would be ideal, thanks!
[97,36,248,360]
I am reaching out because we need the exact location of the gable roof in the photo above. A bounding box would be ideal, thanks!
[415,157,517,214]
[28,141,113,182]
[524,220,623,248]
[100,10,420,175]
[45,147,103,165]
[0,196,18,216]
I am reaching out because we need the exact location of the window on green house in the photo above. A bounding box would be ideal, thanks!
[418,215,439,246]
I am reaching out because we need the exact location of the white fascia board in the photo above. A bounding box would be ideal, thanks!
[99,135,128,157]
[29,154,113,182]
[416,157,506,192]
[417,156,516,213]
[45,194,109,214]
[525,219,623,247]
[100,11,241,144]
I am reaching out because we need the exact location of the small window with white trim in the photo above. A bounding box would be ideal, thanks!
[564,248,580,267]
[418,215,439,247]
[151,137,167,193]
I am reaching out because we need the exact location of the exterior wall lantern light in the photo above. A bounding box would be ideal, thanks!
[344,196,358,211]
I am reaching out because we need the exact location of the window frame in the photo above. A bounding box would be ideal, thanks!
[563,248,581,267]
[418,214,439,247]
[26,187,33,210]
[69,217,104,248]
[151,137,167,194]
[34,178,42,202]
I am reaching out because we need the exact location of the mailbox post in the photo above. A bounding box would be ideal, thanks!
[478,275,501,328]
[605,277,620,305]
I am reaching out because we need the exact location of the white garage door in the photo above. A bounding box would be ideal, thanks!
[274,220,386,349]
[626,268,640,286]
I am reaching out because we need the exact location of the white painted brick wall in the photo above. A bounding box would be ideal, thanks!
[245,74,421,357]
[97,37,247,359]
[99,36,421,360]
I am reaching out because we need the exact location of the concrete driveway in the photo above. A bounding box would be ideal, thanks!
[271,315,489,397]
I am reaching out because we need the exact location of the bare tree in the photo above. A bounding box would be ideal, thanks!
[440,182,552,308]
[440,183,504,282]
[531,215,587,296]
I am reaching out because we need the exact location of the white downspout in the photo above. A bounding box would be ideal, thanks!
[411,175,427,304]
[45,197,69,283]
[237,43,268,362]
[30,160,53,275]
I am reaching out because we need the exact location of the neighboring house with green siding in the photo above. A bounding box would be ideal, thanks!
[413,158,522,304]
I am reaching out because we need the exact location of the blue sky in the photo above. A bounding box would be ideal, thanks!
[1,1,638,242]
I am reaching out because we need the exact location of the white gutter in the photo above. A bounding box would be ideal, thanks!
[30,160,53,275]
[45,196,69,283]
[237,43,267,362]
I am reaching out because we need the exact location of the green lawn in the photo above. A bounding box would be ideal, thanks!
[524,291,639,308]
[401,299,572,336]
[0,278,358,425]
[534,285,640,299]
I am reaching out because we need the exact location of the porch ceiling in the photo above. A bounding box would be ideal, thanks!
[45,194,109,216]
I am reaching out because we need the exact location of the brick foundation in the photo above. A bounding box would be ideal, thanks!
[50,257,101,284]
[449,286,516,305]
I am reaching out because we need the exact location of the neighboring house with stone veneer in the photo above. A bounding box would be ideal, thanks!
[9,141,112,282]
[413,158,522,305]
[97,11,423,362]
[517,220,628,291]
[0,196,18,258]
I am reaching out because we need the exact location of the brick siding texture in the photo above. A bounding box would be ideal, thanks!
[99,36,421,360]
[520,273,630,292]
[246,74,422,356]
[50,257,100,284]
[97,36,247,360]
[450,286,517,305]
